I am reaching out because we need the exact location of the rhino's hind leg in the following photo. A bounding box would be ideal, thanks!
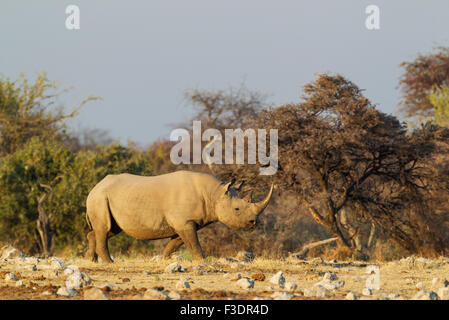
[86,231,98,262]
[162,236,184,258]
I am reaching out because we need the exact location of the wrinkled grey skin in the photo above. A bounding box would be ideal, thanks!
[86,170,273,263]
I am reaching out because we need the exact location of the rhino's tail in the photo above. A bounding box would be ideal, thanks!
[86,211,93,230]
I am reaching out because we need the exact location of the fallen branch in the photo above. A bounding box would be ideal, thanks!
[288,237,338,260]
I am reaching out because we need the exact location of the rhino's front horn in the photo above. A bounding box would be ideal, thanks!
[255,184,274,213]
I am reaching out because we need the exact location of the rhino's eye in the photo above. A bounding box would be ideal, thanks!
[234,208,239,211]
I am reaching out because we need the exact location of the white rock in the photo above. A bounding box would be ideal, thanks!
[315,285,330,298]
[66,272,92,290]
[84,287,110,300]
[269,271,285,286]
[285,282,298,292]
[0,245,26,259]
[57,286,77,297]
[64,265,80,275]
[315,279,344,290]
[265,286,275,291]
[438,287,449,300]
[5,273,19,281]
[175,281,191,290]
[42,291,52,296]
[15,280,23,287]
[271,291,294,300]
[345,292,358,300]
[304,285,330,298]
[323,272,338,281]
[144,289,170,300]
[362,288,373,296]
[49,258,64,270]
[416,282,423,290]
[412,290,438,300]
[168,290,182,300]
[165,262,182,273]
[236,278,254,289]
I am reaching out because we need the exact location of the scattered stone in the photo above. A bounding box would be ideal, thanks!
[265,286,275,291]
[236,251,254,262]
[5,272,19,281]
[412,290,438,300]
[49,258,64,270]
[64,265,80,275]
[315,279,345,290]
[251,272,266,281]
[315,285,330,298]
[165,262,183,273]
[362,288,373,296]
[0,245,26,259]
[416,282,423,290]
[97,283,115,291]
[15,280,23,287]
[236,278,254,289]
[387,293,402,300]
[285,282,298,292]
[168,290,182,300]
[143,289,170,300]
[304,285,330,298]
[175,281,191,290]
[142,271,151,276]
[84,287,111,300]
[42,291,53,296]
[66,272,92,290]
[345,292,358,300]
[271,291,294,300]
[323,272,338,281]
[269,271,285,287]
[57,286,76,297]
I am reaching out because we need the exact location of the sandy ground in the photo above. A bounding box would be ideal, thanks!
[0,254,448,300]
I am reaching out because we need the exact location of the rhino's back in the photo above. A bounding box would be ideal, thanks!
[91,171,219,239]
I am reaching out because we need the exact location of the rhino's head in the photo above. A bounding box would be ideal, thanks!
[214,180,274,230]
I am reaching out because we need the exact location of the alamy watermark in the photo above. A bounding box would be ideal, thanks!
[170,121,278,175]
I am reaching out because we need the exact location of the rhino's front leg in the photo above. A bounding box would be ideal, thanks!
[177,221,204,261]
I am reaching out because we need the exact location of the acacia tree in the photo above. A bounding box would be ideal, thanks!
[249,74,449,255]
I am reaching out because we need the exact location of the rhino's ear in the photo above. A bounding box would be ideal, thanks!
[223,178,236,194]
[235,180,245,192]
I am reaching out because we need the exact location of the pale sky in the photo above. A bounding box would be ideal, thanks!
[1,1,449,145]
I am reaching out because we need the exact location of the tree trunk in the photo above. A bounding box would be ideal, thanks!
[36,184,55,257]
